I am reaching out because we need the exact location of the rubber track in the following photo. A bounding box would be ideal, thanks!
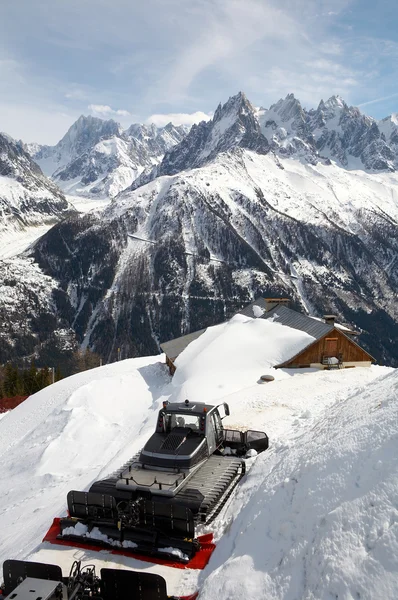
[174,455,245,524]
[94,454,245,526]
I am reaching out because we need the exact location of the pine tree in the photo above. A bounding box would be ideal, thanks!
[55,366,63,382]
[22,360,38,395]
[36,367,51,391]
[3,363,19,397]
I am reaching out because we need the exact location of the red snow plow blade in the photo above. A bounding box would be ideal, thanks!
[43,517,216,570]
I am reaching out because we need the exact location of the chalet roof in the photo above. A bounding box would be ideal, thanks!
[160,328,207,360]
[261,305,334,340]
[160,299,366,364]
[238,297,268,317]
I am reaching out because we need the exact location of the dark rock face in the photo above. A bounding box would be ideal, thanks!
[29,148,398,366]
[0,134,72,231]
[0,257,78,371]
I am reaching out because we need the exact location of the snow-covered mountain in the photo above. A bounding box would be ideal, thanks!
[0,133,73,234]
[2,91,398,370]
[133,92,398,192]
[131,92,269,189]
[258,93,396,170]
[378,113,398,157]
[0,255,78,368]
[27,147,398,366]
[29,116,188,198]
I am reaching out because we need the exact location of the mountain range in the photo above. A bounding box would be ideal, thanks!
[1,91,398,369]
[28,116,188,198]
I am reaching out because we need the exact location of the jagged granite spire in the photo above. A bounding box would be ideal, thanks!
[131,92,269,190]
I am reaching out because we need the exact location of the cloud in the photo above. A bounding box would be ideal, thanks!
[151,0,299,103]
[358,92,398,108]
[0,0,396,142]
[88,104,130,117]
[146,111,212,127]
[65,87,90,101]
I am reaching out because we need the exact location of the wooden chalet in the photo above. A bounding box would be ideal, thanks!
[160,298,374,375]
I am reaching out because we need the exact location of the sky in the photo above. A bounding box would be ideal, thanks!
[0,0,397,144]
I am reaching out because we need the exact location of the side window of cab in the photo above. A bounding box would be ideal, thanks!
[212,412,223,445]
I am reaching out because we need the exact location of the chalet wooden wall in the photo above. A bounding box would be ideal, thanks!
[283,328,372,367]
[166,356,176,375]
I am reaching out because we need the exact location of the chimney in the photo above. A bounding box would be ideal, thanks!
[265,298,290,312]
[323,314,336,325]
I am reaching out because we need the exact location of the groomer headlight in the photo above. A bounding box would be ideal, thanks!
[185,399,189,406]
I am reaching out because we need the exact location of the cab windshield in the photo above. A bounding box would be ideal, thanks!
[167,413,200,431]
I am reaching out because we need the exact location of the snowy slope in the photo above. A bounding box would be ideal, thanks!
[0,356,170,569]
[0,322,395,598]
[0,134,73,235]
[199,367,398,600]
[0,224,56,259]
[172,314,315,403]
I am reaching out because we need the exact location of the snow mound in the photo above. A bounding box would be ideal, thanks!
[199,369,398,600]
[172,315,315,403]
[0,355,171,565]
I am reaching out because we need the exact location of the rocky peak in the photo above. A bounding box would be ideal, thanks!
[311,97,395,171]
[378,114,398,146]
[126,123,156,141]
[130,92,268,189]
[257,94,312,161]
[1,132,44,181]
[57,115,123,157]
[315,95,349,126]
[163,121,179,133]
[322,95,347,110]
[0,132,72,232]
[213,91,252,121]
[266,93,306,125]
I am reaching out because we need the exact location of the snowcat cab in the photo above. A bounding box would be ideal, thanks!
[113,400,232,497]
[55,401,268,562]
[0,559,196,600]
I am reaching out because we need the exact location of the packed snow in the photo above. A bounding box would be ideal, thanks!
[0,317,396,598]
[61,522,138,549]
[198,369,398,600]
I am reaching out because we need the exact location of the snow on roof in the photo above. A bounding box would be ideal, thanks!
[171,314,315,403]
[199,368,398,600]
[161,301,327,362]
[160,328,207,360]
